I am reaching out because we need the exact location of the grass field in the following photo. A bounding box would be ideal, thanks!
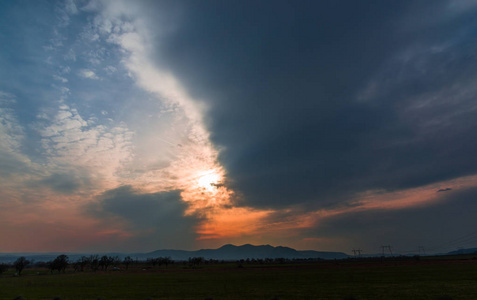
[1,258,477,299]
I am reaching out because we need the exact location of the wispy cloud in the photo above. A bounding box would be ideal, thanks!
[0,92,32,178]
[53,74,68,83]
[39,104,134,190]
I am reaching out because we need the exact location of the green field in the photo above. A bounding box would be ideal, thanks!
[1,259,477,299]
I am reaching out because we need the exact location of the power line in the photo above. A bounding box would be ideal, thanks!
[426,230,477,253]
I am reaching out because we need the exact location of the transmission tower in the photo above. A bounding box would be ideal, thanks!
[418,246,425,255]
[352,249,363,257]
[381,245,393,256]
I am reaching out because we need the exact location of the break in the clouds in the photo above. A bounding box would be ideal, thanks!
[1,0,477,254]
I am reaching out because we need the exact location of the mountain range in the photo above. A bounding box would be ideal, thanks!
[0,244,348,263]
[4,244,475,263]
[144,244,349,261]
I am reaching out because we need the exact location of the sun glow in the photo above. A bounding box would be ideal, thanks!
[197,170,221,191]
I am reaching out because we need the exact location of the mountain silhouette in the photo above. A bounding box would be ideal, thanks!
[145,244,348,260]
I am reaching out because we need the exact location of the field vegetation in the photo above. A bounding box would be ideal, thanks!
[0,255,477,299]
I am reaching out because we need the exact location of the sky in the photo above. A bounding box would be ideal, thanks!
[1,0,477,254]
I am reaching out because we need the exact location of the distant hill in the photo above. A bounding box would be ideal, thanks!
[445,248,477,255]
[144,244,349,261]
[0,244,348,263]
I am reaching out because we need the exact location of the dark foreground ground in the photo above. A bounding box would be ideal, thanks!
[1,256,477,299]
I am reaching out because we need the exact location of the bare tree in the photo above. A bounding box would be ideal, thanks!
[99,255,115,270]
[123,256,133,270]
[147,257,158,267]
[111,256,121,267]
[160,257,173,268]
[48,255,69,273]
[73,256,90,272]
[89,255,100,272]
[0,263,9,275]
[14,257,30,276]
[188,257,204,267]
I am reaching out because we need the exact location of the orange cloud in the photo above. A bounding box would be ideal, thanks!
[196,207,274,240]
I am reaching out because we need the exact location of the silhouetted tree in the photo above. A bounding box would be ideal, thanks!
[188,257,204,267]
[161,257,172,268]
[89,255,100,271]
[111,255,121,267]
[81,256,90,271]
[123,256,133,270]
[14,257,30,275]
[73,256,90,272]
[0,263,9,274]
[48,255,69,273]
[147,257,159,267]
[99,255,115,270]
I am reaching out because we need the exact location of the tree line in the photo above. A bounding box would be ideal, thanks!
[0,255,177,276]
[0,257,31,276]
[0,255,321,276]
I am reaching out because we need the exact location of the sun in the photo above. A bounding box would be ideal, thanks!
[197,171,221,191]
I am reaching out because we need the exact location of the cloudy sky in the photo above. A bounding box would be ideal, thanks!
[1,0,477,254]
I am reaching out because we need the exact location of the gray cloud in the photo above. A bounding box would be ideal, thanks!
[0,151,30,177]
[39,172,90,194]
[87,186,198,249]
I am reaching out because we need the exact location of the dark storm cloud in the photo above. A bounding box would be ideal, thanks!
[144,1,477,209]
[87,186,198,247]
[306,186,477,254]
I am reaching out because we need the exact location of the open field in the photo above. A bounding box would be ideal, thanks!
[1,258,477,299]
